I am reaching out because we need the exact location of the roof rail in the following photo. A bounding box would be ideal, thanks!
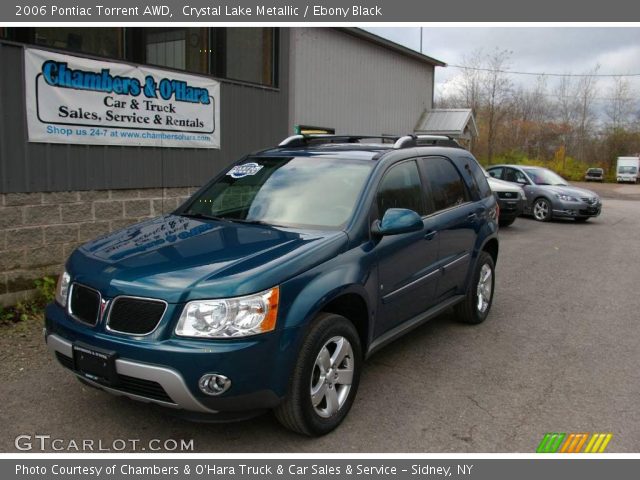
[393,135,416,149]
[277,134,463,150]
[394,135,463,149]
[278,134,400,148]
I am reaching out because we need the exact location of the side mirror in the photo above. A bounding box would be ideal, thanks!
[372,208,423,236]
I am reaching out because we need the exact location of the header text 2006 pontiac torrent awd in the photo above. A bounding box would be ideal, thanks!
[45,134,499,435]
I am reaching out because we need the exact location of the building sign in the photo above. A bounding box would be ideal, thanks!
[25,48,220,149]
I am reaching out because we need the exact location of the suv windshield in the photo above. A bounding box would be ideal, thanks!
[183,156,373,229]
[587,169,602,175]
[619,166,637,174]
[522,167,568,186]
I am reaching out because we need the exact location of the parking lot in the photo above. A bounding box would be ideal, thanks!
[1,182,639,452]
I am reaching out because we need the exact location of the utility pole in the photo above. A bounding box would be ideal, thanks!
[419,27,423,53]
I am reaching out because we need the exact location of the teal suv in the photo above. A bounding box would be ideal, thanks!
[45,134,499,435]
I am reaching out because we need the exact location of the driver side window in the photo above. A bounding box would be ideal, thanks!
[504,168,527,184]
[376,161,425,218]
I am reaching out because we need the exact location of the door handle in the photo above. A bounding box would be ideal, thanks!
[424,230,438,241]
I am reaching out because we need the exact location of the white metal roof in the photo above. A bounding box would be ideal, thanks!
[415,108,478,139]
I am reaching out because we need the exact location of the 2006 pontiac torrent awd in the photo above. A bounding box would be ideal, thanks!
[45,134,499,436]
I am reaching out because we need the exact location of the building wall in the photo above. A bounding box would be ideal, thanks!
[289,28,435,136]
[0,31,290,194]
[0,31,290,305]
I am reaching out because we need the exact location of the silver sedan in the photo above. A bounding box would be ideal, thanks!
[486,165,601,222]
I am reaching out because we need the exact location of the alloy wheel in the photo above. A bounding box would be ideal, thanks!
[533,200,549,221]
[476,263,493,313]
[310,336,354,418]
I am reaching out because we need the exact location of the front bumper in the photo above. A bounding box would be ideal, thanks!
[496,196,525,221]
[45,302,301,415]
[552,199,602,218]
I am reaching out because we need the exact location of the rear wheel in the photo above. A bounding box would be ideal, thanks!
[532,198,552,222]
[454,251,495,324]
[274,313,362,436]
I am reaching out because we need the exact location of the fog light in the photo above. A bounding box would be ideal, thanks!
[199,374,231,396]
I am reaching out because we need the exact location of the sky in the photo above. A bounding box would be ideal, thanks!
[364,27,640,106]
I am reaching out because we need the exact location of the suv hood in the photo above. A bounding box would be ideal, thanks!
[68,215,348,303]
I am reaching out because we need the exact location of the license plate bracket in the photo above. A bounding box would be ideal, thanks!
[72,342,118,386]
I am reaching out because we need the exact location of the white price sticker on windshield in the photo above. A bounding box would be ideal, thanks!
[226,162,264,179]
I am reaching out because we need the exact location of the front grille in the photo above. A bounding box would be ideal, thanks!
[55,352,174,404]
[581,197,597,205]
[107,297,166,335]
[497,191,518,199]
[69,284,101,325]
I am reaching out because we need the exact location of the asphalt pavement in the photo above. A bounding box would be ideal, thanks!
[1,182,639,452]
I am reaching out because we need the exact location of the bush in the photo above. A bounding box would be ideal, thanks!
[34,276,57,304]
[0,275,57,326]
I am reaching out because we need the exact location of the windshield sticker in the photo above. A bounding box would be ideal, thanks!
[227,162,264,179]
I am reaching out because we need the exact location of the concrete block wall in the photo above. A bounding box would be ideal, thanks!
[0,187,199,306]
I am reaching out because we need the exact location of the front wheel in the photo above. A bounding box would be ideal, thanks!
[274,313,362,436]
[532,198,552,222]
[454,251,495,324]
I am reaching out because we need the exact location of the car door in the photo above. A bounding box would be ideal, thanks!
[502,167,534,210]
[419,156,478,301]
[374,159,441,337]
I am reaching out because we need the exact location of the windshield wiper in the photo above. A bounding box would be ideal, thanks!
[179,212,228,222]
[225,217,272,226]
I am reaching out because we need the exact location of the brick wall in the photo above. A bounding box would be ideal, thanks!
[0,187,199,306]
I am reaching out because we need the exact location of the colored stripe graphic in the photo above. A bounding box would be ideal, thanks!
[536,433,565,453]
[537,433,613,453]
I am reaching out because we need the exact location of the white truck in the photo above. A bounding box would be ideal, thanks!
[616,156,640,183]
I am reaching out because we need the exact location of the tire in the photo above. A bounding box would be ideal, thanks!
[532,198,552,222]
[454,251,495,325]
[274,313,362,436]
[574,217,589,223]
[499,216,516,227]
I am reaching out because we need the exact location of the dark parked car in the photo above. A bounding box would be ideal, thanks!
[585,168,604,182]
[484,170,526,227]
[487,165,601,222]
[46,134,499,436]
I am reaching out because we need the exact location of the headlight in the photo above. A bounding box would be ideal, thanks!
[55,270,71,307]
[175,287,279,338]
[556,194,578,202]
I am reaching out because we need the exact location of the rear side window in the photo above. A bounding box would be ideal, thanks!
[503,168,528,184]
[420,157,469,212]
[487,167,503,179]
[376,161,425,217]
[464,158,492,199]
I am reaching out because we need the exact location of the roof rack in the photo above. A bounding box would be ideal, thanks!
[278,134,400,148]
[394,135,462,149]
[277,134,463,150]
